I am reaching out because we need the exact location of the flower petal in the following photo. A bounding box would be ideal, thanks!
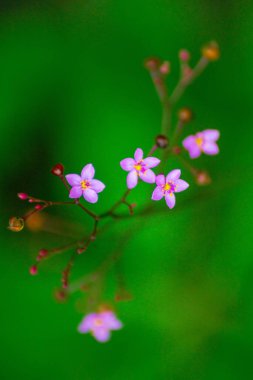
[127,170,138,189]
[203,129,220,141]
[101,312,123,330]
[156,174,165,186]
[65,174,81,187]
[93,328,111,343]
[152,186,164,201]
[175,179,189,192]
[120,158,135,171]
[202,142,219,155]
[189,145,202,159]
[165,192,176,209]
[143,157,161,168]
[81,164,95,180]
[83,188,98,203]
[90,179,106,193]
[166,169,181,182]
[134,148,143,162]
[78,314,96,333]
[182,135,195,149]
[69,186,82,199]
[139,169,156,183]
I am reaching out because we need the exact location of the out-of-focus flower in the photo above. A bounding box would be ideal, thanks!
[8,217,24,232]
[183,129,220,159]
[65,164,105,203]
[120,148,160,189]
[78,311,123,343]
[152,170,189,209]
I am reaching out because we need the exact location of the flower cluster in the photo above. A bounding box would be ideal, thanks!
[8,41,220,343]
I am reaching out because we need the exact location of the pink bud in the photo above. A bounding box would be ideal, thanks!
[35,204,43,210]
[38,249,48,257]
[17,193,28,200]
[29,265,38,276]
[179,49,190,62]
[28,199,35,203]
[159,61,170,75]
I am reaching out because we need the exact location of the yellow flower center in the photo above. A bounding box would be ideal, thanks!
[163,183,171,191]
[94,318,103,327]
[134,164,142,171]
[81,180,89,190]
[195,137,203,147]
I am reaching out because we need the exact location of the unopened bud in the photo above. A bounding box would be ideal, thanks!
[156,134,169,149]
[76,247,87,255]
[51,163,64,176]
[172,146,182,155]
[8,217,24,232]
[144,57,161,71]
[54,289,67,302]
[29,265,38,276]
[37,249,48,261]
[178,107,193,123]
[35,204,44,211]
[17,193,28,200]
[202,41,220,61]
[179,49,190,62]
[159,61,170,75]
[195,170,212,186]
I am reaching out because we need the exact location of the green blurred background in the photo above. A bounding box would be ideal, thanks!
[1,1,253,379]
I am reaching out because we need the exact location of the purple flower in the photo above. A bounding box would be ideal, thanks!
[152,169,189,209]
[120,148,161,189]
[65,164,105,203]
[182,129,220,159]
[78,311,123,343]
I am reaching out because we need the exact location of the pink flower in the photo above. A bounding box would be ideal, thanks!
[65,164,105,203]
[78,311,123,343]
[183,129,220,159]
[152,169,189,209]
[120,148,160,189]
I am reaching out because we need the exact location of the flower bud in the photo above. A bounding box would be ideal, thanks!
[77,246,87,255]
[51,163,64,176]
[35,204,44,211]
[144,57,161,71]
[17,193,28,200]
[54,289,67,302]
[202,41,220,61]
[178,107,193,123]
[37,249,48,261]
[8,217,24,232]
[159,61,170,75]
[29,265,38,276]
[179,49,190,62]
[172,146,182,155]
[195,170,212,186]
[156,134,169,149]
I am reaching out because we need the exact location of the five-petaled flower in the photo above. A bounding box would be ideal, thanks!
[65,164,105,203]
[152,169,189,209]
[120,148,160,189]
[78,310,123,342]
[182,129,220,159]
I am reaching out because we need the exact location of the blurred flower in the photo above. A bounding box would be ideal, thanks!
[152,170,189,209]
[65,164,105,203]
[8,216,24,232]
[183,129,220,159]
[120,148,160,189]
[78,311,123,343]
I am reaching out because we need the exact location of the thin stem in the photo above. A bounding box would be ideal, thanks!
[75,200,99,220]
[170,56,209,105]
[100,189,132,218]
